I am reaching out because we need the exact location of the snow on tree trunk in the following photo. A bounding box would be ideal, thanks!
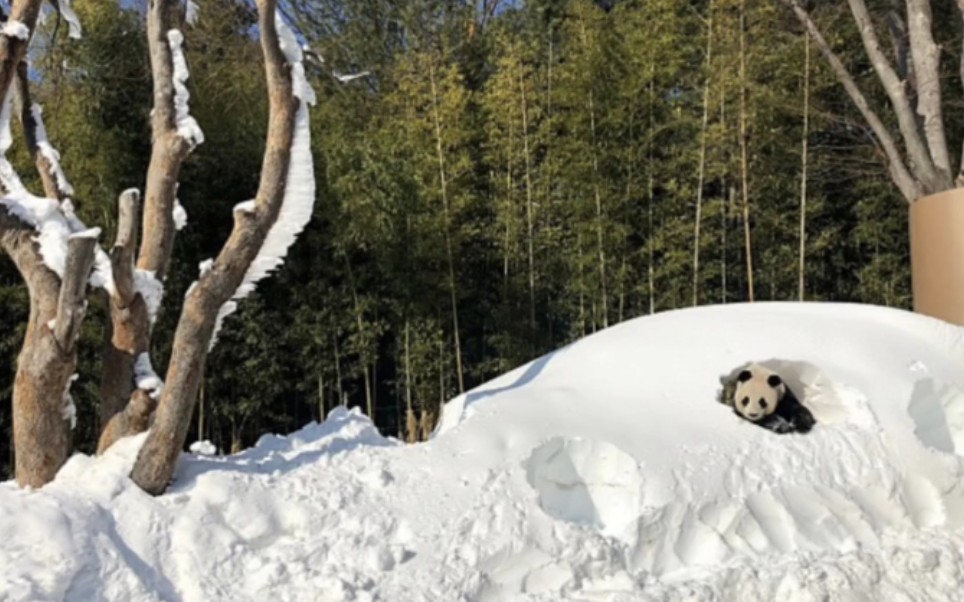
[130,0,317,496]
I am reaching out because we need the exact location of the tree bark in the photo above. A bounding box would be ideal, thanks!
[905,0,949,179]
[131,0,300,495]
[97,190,154,452]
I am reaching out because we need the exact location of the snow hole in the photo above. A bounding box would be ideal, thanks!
[908,377,964,456]
[525,437,642,538]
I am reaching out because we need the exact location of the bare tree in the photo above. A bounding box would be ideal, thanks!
[0,0,318,493]
[777,0,959,202]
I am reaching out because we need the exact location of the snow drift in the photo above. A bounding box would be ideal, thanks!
[3,302,964,601]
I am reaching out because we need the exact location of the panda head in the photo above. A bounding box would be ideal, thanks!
[733,363,785,422]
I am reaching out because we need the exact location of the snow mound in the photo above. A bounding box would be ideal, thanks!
[4,303,964,601]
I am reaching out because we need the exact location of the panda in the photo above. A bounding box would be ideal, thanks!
[729,363,816,434]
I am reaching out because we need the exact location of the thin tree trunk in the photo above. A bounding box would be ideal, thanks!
[720,79,728,304]
[334,333,344,405]
[693,0,714,307]
[428,64,465,394]
[317,373,325,422]
[520,70,536,334]
[588,89,608,329]
[647,73,656,315]
[799,33,810,301]
[344,254,373,418]
[739,1,755,302]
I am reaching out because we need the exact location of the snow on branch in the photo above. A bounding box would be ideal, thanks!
[30,104,74,197]
[167,29,204,147]
[56,0,82,39]
[1,20,29,40]
[208,12,317,346]
[186,0,199,27]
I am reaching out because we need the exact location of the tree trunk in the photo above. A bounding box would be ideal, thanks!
[131,0,303,495]
[588,89,608,329]
[693,0,714,307]
[0,210,96,487]
[520,69,536,335]
[798,33,809,301]
[739,1,755,302]
[428,64,465,395]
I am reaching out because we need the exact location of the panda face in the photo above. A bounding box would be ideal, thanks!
[733,366,784,422]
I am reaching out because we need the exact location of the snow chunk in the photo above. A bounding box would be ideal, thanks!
[185,0,199,26]
[31,104,75,197]
[135,269,164,323]
[190,440,217,456]
[1,19,29,40]
[167,29,204,147]
[233,200,255,214]
[57,0,82,39]
[68,227,100,240]
[333,70,370,84]
[134,353,163,399]
[173,198,187,230]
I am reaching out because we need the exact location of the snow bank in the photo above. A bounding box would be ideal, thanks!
[4,303,964,601]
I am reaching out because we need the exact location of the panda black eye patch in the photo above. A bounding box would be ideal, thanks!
[759,398,768,409]
[741,397,749,406]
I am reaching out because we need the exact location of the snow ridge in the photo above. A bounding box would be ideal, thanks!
[209,12,317,346]
[167,29,204,147]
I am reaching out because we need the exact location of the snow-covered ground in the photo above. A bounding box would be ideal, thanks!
[3,302,964,601]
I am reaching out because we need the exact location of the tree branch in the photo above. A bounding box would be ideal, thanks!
[99,189,151,435]
[779,0,922,202]
[137,0,197,280]
[0,0,44,107]
[111,189,140,305]
[905,0,951,182]
[15,61,69,202]
[53,232,96,353]
[846,0,945,192]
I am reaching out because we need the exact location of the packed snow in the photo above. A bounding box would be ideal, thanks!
[3,302,964,601]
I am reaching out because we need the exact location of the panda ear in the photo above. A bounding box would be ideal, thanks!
[737,370,752,383]
[767,374,782,388]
